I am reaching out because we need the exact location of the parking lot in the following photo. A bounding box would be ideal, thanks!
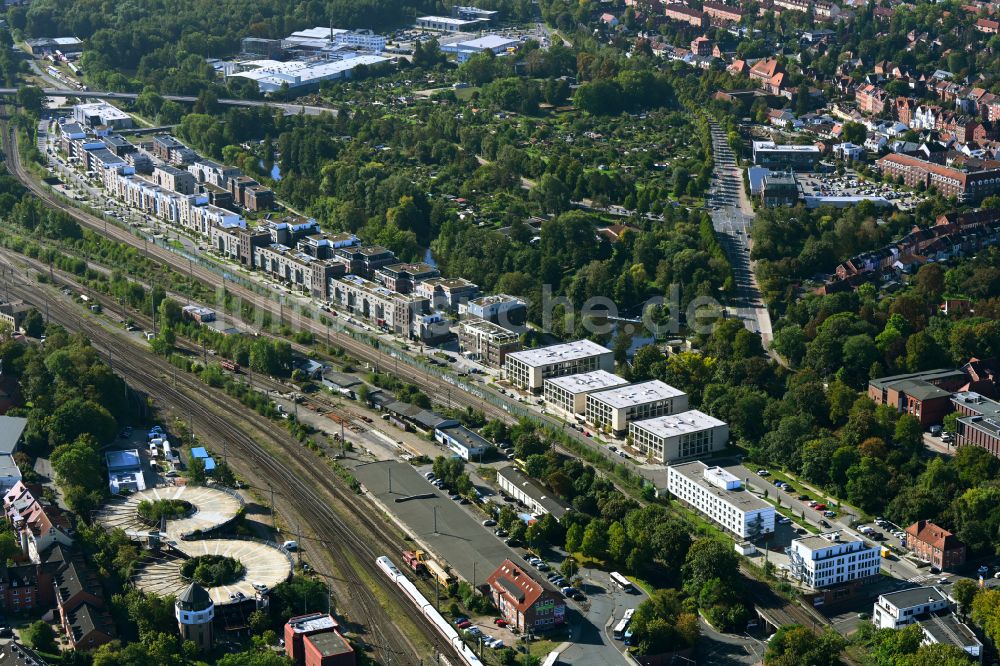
[797,171,928,209]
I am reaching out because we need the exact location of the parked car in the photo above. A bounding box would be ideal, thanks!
[978,565,990,576]
[453,617,469,626]
[757,469,769,476]
[823,510,836,518]
[482,519,496,527]
[493,618,508,627]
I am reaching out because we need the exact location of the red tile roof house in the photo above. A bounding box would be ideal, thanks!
[487,560,566,634]
[905,520,966,571]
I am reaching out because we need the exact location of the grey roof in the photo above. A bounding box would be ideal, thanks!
[0,642,49,666]
[435,423,489,451]
[382,401,424,419]
[880,585,947,610]
[67,602,112,642]
[176,582,212,610]
[497,466,568,519]
[869,369,966,391]
[415,410,456,430]
[0,416,27,456]
[322,371,361,389]
[919,612,981,649]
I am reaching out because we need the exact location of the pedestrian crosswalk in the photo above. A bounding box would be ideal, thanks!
[906,572,939,583]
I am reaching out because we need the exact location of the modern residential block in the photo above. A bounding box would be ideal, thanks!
[628,410,729,463]
[543,371,630,415]
[504,340,614,393]
[787,531,881,589]
[666,462,774,539]
[585,380,688,436]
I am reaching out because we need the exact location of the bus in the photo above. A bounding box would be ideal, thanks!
[613,608,635,640]
[610,571,634,593]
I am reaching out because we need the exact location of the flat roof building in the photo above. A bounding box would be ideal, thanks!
[629,410,729,463]
[457,318,521,368]
[459,293,527,328]
[496,466,568,521]
[504,340,614,393]
[873,587,981,659]
[788,531,881,589]
[72,102,132,131]
[666,461,774,539]
[751,141,821,170]
[416,16,488,31]
[544,371,629,415]
[585,380,688,436]
[229,55,391,93]
[441,35,521,62]
[434,423,490,461]
[105,449,146,494]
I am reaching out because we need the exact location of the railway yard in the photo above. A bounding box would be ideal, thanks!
[0,107,833,665]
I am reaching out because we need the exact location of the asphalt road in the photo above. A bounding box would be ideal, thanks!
[706,120,773,346]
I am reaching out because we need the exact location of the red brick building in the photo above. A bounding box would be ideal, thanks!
[285,613,355,666]
[905,520,966,570]
[875,153,1000,203]
[868,369,968,427]
[702,0,743,24]
[662,4,708,27]
[487,560,566,634]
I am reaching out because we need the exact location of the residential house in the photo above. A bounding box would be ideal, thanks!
[905,521,966,570]
[487,560,566,633]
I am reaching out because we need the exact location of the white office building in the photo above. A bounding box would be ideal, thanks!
[335,30,386,52]
[666,462,775,539]
[228,55,390,93]
[544,371,629,415]
[72,102,133,130]
[504,340,614,393]
[629,410,729,463]
[873,587,951,629]
[873,587,982,659]
[788,531,881,589]
[585,380,688,436]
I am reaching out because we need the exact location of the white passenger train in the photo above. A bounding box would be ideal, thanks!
[375,556,485,666]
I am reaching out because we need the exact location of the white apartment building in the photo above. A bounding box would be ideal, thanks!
[666,462,775,539]
[544,371,629,415]
[788,532,881,589]
[504,340,614,392]
[628,410,729,463]
[585,380,688,436]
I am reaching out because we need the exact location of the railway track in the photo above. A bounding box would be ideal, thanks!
[2,122,511,428]
[0,262,456,664]
[2,116,830,639]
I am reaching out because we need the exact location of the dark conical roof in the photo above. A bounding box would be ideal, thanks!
[176,582,212,611]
